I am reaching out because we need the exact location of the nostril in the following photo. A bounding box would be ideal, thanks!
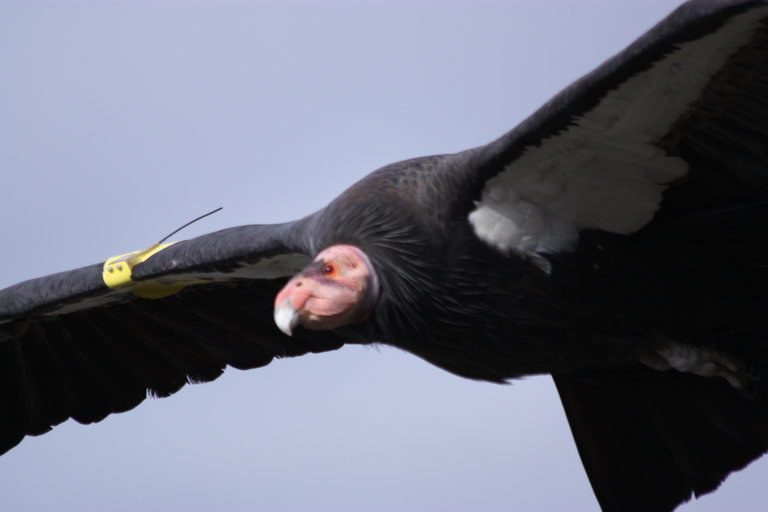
[296,281,303,287]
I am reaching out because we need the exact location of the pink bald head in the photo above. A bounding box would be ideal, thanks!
[273,244,379,335]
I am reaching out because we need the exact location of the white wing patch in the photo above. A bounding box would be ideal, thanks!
[35,253,312,319]
[200,253,311,280]
[469,7,767,270]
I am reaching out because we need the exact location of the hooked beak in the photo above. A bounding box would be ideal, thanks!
[274,298,300,336]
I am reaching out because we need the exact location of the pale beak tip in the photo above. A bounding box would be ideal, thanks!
[274,299,300,336]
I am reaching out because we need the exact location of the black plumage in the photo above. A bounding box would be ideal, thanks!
[3,1,768,511]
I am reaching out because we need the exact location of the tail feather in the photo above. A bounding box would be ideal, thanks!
[554,366,768,512]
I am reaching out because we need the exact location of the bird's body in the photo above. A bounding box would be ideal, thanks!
[301,154,656,380]
[3,1,768,511]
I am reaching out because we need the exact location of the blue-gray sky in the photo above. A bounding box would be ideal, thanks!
[0,1,765,511]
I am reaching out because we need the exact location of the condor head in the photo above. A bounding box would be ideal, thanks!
[273,244,379,335]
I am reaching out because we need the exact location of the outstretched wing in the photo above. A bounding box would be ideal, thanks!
[457,0,768,510]
[0,220,344,455]
[465,0,768,268]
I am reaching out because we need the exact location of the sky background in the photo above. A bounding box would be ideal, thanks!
[0,1,766,511]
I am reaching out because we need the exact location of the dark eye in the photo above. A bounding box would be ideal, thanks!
[322,264,336,276]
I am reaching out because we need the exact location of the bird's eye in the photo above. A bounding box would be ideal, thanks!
[322,263,337,276]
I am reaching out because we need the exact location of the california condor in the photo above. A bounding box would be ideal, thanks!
[2,1,768,511]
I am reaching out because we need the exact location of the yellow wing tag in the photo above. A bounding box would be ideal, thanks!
[102,242,200,299]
